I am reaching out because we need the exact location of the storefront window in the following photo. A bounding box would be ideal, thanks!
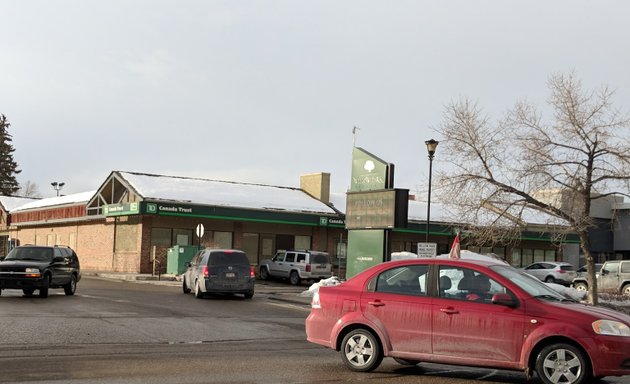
[214,231,233,249]
[534,249,545,262]
[545,249,556,261]
[151,228,171,246]
[522,249,534,266]
[511,248,521,267]
[172,229,192,246]
[242,233,259,265]
[295,235,311,250]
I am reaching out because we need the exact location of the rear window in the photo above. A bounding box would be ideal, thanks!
[207,251,249,266]
[621,262,630,273]
[310,254,329,264]
[560,265,575,271]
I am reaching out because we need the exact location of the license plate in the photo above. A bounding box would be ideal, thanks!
[225,272,235,278]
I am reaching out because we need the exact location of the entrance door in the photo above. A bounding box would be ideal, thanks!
[276,234,294,251]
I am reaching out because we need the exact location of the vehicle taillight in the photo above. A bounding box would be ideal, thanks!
[306,264,311,272]
[203,265,209,277]
[250,266,255,278]
[558,269,566,274]
[311,290,321,309]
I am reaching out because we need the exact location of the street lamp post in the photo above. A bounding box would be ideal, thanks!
[425,139,439,243]
[51,181,65,197]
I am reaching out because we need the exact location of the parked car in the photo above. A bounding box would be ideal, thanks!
[521,261,577,285]
[259,249,332,285]
[0,245,81,298]
[573,260,630,295]
[576,263,603,279]
[305,257,630,384]
[572,263,603,292]
[182,248,255,299]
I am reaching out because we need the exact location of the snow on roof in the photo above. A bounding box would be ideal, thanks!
[0,196,40,212]
[119,172,337,215]
[10,191,96,212]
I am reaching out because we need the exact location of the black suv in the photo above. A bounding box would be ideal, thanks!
[0,245,81,298]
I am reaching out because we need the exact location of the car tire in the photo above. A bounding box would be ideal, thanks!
[289,271,301,286]
[64,275,77,296]
[244,290,254,299]
[259,267,269,280]
[39,275,50,298]
[535,343,591,384]
[574,282,588,292]
[622,284,630,296]
[22,288,35,296]
[340,328,383,372]
[194,280,204,299]
[545,276,556,284]
[182,278,191,294]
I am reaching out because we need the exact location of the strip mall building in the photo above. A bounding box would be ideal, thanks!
[0,170,583,275]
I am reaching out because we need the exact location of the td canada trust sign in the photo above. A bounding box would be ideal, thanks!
[106,201,341,228]
[145,203,193,215]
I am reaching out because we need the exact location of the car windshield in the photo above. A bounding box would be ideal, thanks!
[5,247,53,262]
[208,251,249,266]
[490,265,567,301]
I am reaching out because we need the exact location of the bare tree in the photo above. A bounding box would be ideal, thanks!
[19,180,42,198]
[435,73,630,305]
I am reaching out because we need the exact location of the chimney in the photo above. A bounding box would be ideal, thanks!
[300,173,331,204]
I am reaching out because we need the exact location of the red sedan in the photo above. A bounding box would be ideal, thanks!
[305,258,630,384]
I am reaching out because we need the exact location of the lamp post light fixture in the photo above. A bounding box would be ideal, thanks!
[425,139,439,242]
[51,181,65,197]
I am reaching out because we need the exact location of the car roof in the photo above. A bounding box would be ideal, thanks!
[203,248,246,253]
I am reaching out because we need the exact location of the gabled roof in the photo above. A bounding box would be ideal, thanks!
[0,196,40,212]
[116,171,339,215]
[10,192,96,213]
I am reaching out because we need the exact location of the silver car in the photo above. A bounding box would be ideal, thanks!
[522,261,577,285]
[182,249,255,299]
[259,250,332,285]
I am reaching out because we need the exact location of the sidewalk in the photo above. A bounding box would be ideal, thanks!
[83,271,314,306]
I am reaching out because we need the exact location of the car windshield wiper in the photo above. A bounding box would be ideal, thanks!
[534,294,563,302]
[560,297,578,303]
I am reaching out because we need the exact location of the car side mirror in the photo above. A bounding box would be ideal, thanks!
[601,269,609,275]
[491,293,517,308]
[53,256,65,263]
[185,262,192,268]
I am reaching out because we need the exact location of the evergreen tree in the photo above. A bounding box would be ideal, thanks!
[0,114,21,195]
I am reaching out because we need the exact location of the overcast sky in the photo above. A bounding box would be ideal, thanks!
[2,0,629,198]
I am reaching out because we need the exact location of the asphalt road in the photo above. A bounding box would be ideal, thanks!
[0,277,626,384]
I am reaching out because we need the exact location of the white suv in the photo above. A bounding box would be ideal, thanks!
[259,250,332,285]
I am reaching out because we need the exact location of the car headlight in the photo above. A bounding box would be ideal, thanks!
[24,267,41,277]
[592,320,630,337]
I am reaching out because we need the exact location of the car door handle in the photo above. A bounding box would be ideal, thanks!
[440,307,459,315]
[368,300,385,307]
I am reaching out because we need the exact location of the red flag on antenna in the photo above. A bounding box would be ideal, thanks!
[449,233,461,259]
